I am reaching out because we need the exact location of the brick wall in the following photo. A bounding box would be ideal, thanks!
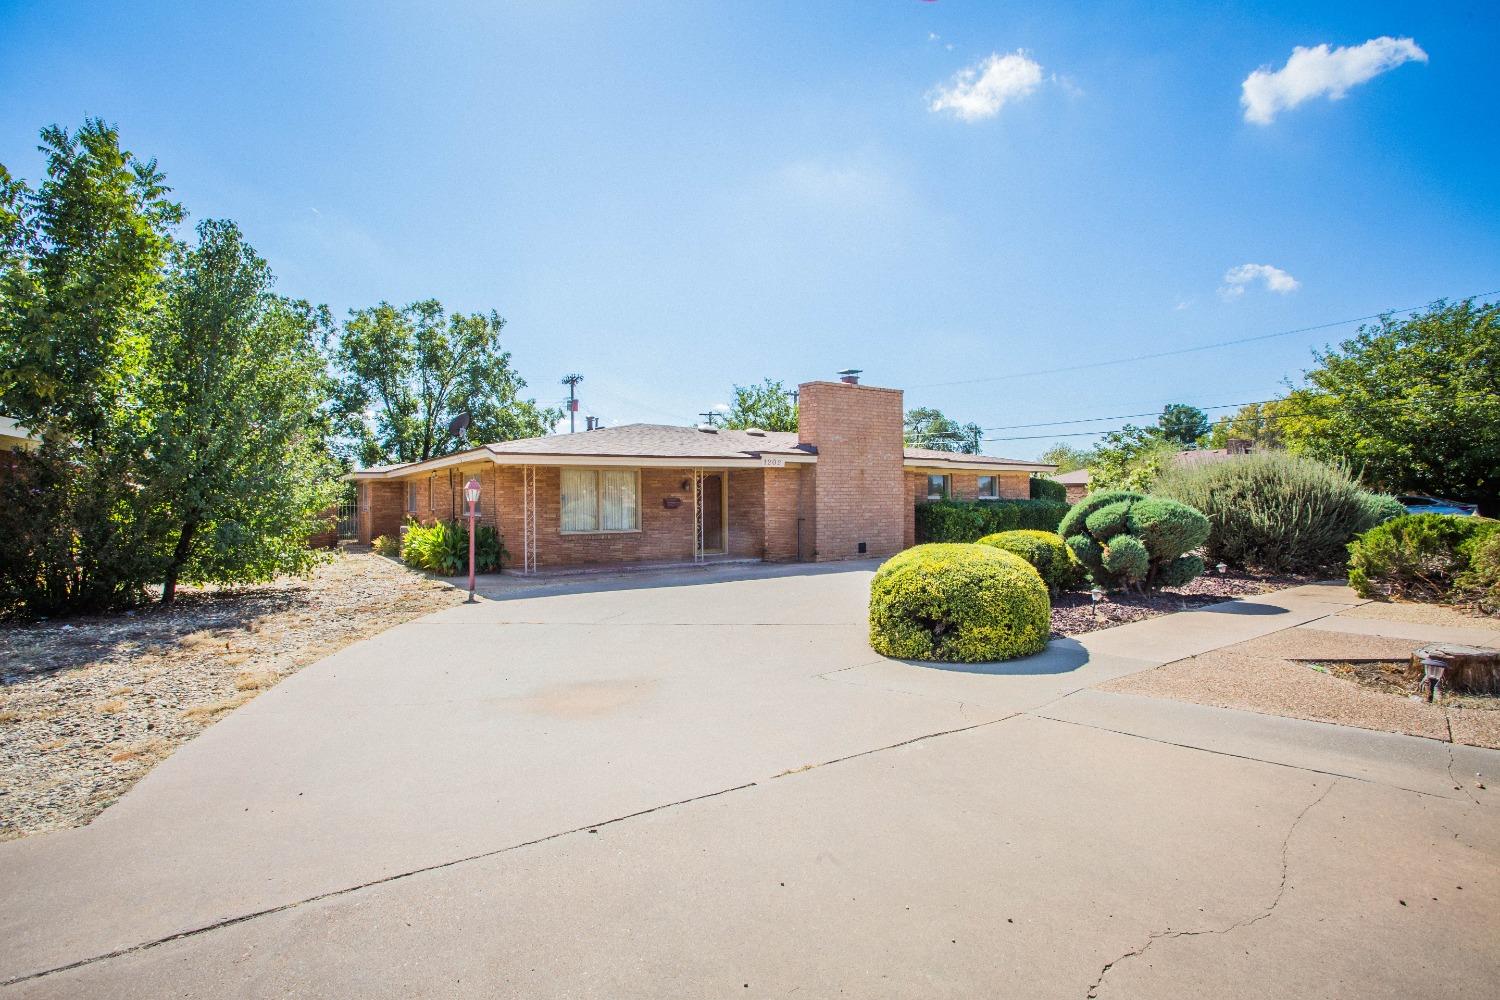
[797,380,905,561]
[763,465,805,561]
[358,481,406,543]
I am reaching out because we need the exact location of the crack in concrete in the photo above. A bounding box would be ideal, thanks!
[2,712,1014,988]
[1084,780,1338,999]
[1440,711,1481,806]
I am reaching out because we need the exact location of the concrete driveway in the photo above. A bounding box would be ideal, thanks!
[2,563,1496,997]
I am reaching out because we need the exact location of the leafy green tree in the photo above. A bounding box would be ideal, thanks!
[329,300,559,467]
[0,121,181,613]
[1156,403,1209,446]
[905,407,982,454]
[1038,443,1096,474]
[146,220,341,603]
[722,378,798,431]
[1280,299,1500,514]
[1088,425,1177,492]
[1205,400,1291,450]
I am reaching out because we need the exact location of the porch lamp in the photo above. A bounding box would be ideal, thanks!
[464,477,481,602]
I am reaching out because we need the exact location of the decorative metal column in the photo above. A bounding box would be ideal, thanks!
[693,467,706,564]
[521,465,537,575]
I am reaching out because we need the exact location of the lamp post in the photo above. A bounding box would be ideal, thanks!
[464,477,481,603]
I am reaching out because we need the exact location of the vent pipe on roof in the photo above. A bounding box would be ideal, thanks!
[837,368,862,385]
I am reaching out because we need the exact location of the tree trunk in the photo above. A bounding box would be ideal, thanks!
[1411,644,1500,697]
[161,520,199,605]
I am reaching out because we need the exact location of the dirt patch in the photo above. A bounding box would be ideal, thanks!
[1051,570,1318,637]
[0,548,468,841]
[1103,620,1500,749]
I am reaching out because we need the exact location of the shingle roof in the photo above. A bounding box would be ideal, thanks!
[1049,469,1092,485]
[902,447,1053,470]
[483,424,813,460]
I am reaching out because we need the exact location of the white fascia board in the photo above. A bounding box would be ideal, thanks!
[904,461,1054,474]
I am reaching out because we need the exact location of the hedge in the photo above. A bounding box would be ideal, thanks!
[1029,476,1068,503]
[915,499,1070,543]
[868,543,1050,662]
[976,529,1083,594]
[1347,513,1499,601]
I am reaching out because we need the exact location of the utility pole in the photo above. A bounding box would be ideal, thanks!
[698,410,722,428]
[561,373,584,433]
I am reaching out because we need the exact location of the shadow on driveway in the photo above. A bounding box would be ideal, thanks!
[893,637,1092,676]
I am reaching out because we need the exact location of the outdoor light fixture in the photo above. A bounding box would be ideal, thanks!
[1216,562,1228,575]
[1420,654,1449,703]
[1090,585,1104,618]
[464,478,481,603]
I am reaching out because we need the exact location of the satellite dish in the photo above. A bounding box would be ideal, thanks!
[447,411,472,438]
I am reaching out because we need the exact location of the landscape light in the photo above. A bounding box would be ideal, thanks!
[1216,562,1228,574]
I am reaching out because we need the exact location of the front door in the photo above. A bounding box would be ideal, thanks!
[702,473,725,553]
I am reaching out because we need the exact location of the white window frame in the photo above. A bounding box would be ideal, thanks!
[976,475,999,500]
[560,467,642,534]
[926,474,950,500]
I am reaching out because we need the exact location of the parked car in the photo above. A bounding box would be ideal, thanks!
[1396,494,1479,516]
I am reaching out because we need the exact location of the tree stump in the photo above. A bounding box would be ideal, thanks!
[1411,644,1500,698]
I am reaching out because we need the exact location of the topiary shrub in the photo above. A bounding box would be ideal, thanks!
[915,499,1070,542]
[869,543,1050,662]
[1347,513,1498,601]
[401,519,506,574]
[1153,452,1404,573]
[1058,490,1208,592]
[372,534,401,557]
[1029,476,1068,503]
[977,530,1082,594]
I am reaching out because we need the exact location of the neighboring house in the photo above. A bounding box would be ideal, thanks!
[1050,468,1091,502]
[0,416,38,453]
[1048,438,1255,499]
[349,376,1054,572]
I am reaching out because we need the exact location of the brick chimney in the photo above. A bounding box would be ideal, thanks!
[796,377,905,560]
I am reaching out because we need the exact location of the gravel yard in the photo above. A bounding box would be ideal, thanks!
[1049,568,1317,636]
[0,548,466,841]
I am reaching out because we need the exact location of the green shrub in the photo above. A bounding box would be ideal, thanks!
[401,519,506,574]
[914,499,1070,543]
[1347,514,1498,601]
[977,530,1082,593]
[372,534,401,557]
[869,543,1050,662]
[1029,476,1068,503]
[1059,490,1208,591]
[1456,531,1500,613]
[1153,452,1405,573]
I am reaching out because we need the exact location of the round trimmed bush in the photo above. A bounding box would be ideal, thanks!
[977,529,1082,593]
[869,543,1050,663]
[1058,489,1209,591]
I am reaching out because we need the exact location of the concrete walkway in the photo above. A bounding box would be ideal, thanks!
[1,566,1495,997]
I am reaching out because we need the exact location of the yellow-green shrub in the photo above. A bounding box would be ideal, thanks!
[372,534,401,557]
[976,530,1082,594]
[869,543,1050,662]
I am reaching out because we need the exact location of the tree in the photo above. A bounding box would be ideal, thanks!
[146,220,340,603]
[0,120,182,613]
[328,300,559,467]
[1156,403,1209,447]
[1205,400,1290,450]
[905,407,982,454]
[1278,299,1500,514]
[1038,443,1096,474]
[1088,425,1177,492]
[722,378,798,431]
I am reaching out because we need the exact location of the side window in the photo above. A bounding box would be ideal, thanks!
[926,474,950,500]
[977,475,998,499]
[406,481,418,512]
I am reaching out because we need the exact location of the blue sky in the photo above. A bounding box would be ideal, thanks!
[3,1,1497,458]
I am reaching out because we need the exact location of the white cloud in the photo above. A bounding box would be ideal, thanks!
[1220,263,1300,298]
[1240,36,1427,124]
[929,51,1044,121]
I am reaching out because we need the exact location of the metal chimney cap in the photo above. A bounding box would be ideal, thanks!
[836,368,862,384]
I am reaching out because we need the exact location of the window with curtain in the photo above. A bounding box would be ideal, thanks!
[561,468,640,532]
[977,475,998,499]
[926,474,949,500]
[406,482,419,512]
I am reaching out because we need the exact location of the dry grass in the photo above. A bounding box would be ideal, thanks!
[96,700,126,714]
[181,693,254,721]
[0,709,21,724]
[233,670,279,692]
[109,739,165,763]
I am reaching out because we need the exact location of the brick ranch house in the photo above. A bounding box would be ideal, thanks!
[350,377,1054,572]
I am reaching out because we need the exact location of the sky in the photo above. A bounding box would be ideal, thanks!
[3,1,1497,459]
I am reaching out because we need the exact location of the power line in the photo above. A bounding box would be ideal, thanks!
[983,399,1276,432]
[909,287,1500,390]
